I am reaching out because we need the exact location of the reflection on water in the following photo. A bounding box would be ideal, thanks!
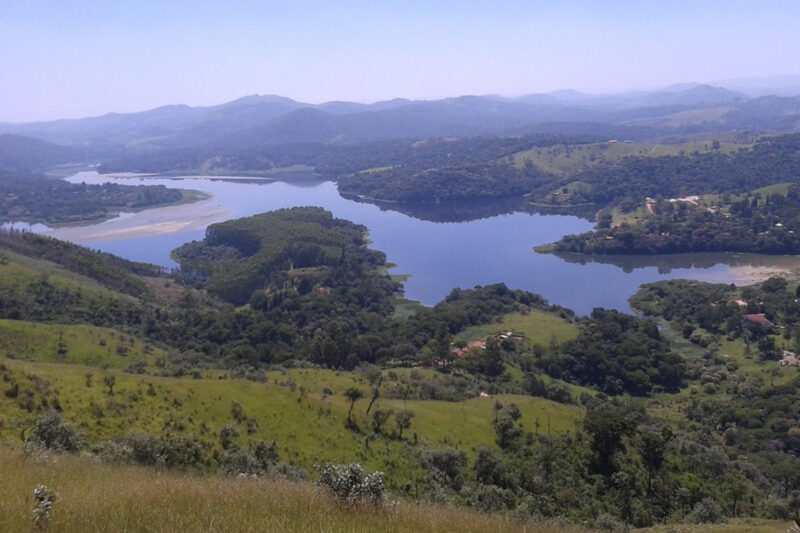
[343,195,598,224]
[6,170,795,315]
[553,251,800,275]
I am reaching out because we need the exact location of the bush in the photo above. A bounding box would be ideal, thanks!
[686,497,726,524]
[316,463,384,504]
[26,411,85,453]
[98,433,204,469]
[220,449,261,476]
[467,484,508,512]
[596,512,631,533]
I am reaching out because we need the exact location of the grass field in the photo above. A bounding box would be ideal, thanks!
[454,310,579,348]
[0,319,166,371]
[512,140,748,176]
[0,446,584,533]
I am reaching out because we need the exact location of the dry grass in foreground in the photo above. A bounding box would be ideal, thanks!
[0,445,584,533]
[635,520,792,533]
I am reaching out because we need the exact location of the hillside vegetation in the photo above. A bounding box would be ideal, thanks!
[6,208,800,529]
[0,446,581,533]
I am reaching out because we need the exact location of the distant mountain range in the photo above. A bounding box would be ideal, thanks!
[1,81,800,173]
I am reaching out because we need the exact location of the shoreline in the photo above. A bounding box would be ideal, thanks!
[46,196,230,242]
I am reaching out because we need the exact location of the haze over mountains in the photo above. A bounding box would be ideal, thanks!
[2,79,800,174]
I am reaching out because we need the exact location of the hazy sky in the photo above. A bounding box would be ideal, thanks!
[2,0,799,122]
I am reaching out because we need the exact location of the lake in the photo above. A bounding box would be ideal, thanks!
[16,171,800,315]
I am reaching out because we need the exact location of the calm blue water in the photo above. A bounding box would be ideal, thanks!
[30,171,791,315]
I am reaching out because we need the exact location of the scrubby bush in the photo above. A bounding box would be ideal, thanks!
[32,485,57,529]
[26,411,86,453]
[596,512,631,532]
[98,433,204,469]
[686,497,726,524]
[220,449,262,476]
[316,463,384,504]
[220,440,280,476]
[467,484,508,512]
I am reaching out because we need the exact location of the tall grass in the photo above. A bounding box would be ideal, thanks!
[0,446,583,533]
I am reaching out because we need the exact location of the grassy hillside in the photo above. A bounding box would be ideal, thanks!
[0,319,166,371]
[0,358,582,485]
[0,446,582,533]
[454,310,579,348]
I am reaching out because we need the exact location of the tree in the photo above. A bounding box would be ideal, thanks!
[584,402,637,476]
[365,387,379,415]
[597,210,613,229]
[103,374,116,395]
[493,402,522,449]
[344,387,364,424]
[425,448,468,492]
[473,446,505,486]
[639,425,672,492]
[724,473,749,517]
[395,409,415,440]
[430,322,452,362]
[371,408,393,435]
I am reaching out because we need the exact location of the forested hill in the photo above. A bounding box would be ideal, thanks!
[173,206,396,305]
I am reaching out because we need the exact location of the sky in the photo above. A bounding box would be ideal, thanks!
[1,0,799,122]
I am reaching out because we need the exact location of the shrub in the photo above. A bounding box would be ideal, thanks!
[26,411,86,453]
[596,512,631,533]
[686,497,726,524]
[316,463,384,504]
[467,484,507,512]
[219,439,281,477]
[219,424,239,450]
[220,449,261,476]
[124,360,147,374]
[32,485,57,529]
[98,433,204,469]
[271,462,308,482]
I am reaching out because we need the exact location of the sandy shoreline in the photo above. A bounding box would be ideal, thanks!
[47,198,230,242]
